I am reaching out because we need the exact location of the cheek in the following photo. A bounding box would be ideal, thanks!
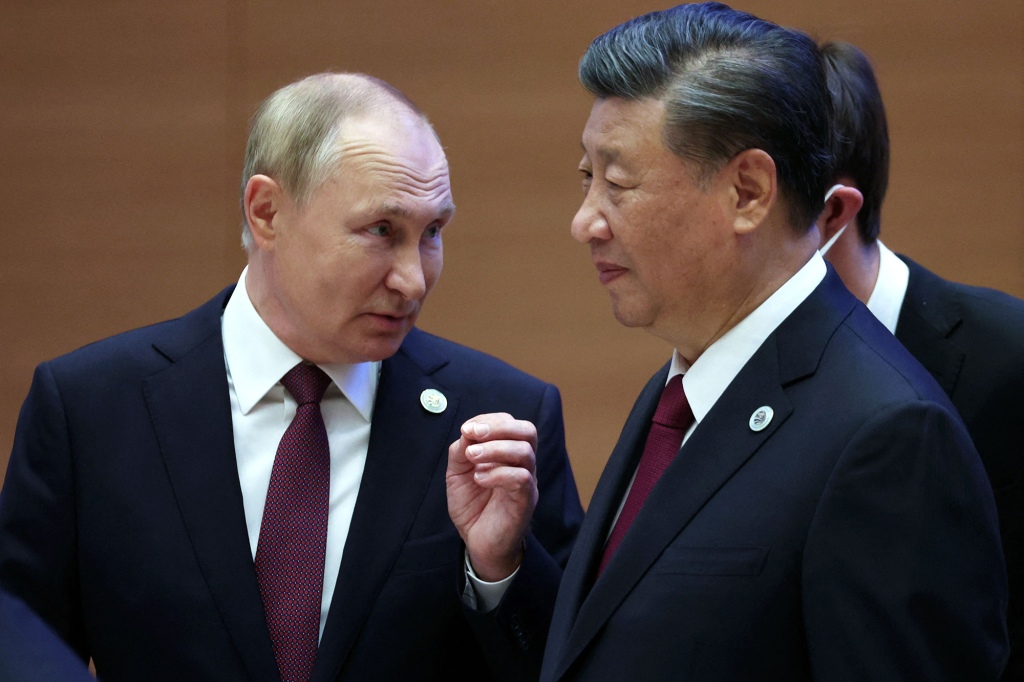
[326,240,385,284]
[422,246,443,289]
[611,193,658,241]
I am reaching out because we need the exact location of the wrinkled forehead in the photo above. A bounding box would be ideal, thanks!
[331,114,454,215]
[337,112,447,169]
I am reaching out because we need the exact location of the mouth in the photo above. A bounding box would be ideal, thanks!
[594,261,628,285]
[364,311,412,332]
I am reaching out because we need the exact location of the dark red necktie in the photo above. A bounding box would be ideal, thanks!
[597,374,692,576]
[255,363,332,682]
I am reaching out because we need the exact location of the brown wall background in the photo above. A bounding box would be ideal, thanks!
[1,1,1021,506]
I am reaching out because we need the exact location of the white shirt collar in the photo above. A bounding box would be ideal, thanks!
[222,267,379,420]
[668,253,827,423]
[865,240,910,335]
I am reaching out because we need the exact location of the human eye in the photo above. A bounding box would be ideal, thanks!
[606,173,633,191]
[368,224,391,238]
[580,168,593,194]
[424,223,443,240]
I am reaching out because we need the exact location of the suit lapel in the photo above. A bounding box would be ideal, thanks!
[541,368,666,678]
[311,332,459,682]
[143,288,281,682]
[548,270,854,681]
[895,256,965,396]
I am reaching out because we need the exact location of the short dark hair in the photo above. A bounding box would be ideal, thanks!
[820,41,889,244]
[579,2,834,232]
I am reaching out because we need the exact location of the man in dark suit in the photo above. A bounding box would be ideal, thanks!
[455,4,1008,680]
[0,588,96,681]
[0,73,583,682]
[815,40,1024,679]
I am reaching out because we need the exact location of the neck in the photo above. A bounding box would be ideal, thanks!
[824,229,880,305]
[666,225,820,365]
[245,257,318,363]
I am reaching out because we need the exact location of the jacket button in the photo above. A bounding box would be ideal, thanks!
[509,615,529,650]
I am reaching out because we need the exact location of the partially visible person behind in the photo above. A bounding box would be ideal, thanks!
[0,72,582,682]
[816,40,1024,679]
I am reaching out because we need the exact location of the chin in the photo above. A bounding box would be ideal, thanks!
[609,299,652,329]
[359,334,410,363]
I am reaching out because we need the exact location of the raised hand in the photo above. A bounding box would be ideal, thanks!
[446,413,539,581]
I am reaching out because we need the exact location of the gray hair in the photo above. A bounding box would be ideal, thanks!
[579,2,834,231]
[240,72,429,250]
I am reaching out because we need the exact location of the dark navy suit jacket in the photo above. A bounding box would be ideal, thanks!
[0,588,95,682]
[537,269,1007,681]
[0,286,583,682]
[895,256,1024,679]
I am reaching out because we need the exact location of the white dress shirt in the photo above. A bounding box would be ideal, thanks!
[221,267,380,641]
[864,240,910,335]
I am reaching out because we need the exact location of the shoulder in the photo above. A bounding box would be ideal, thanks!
[794,270,954,409]
[770,268,956,424]
[786,299,987,492]
[903,255,1024,343]
[42,287,232,386]
[797,299,960,431]
[901,257,1024,386]
[826,291,952,404]
[951,283,1024,345]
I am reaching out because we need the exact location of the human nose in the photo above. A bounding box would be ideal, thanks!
[571,190,611,244]
[387,244,428,300]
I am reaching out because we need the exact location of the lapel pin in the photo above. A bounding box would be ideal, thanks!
[420,388,448,414]
[749,406,774,432]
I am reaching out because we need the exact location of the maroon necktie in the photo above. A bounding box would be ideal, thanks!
[597,374,693,576]
[255,363,332,682]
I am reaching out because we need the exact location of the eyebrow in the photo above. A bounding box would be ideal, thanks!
[580,141,622,165]
[378,201,456,221]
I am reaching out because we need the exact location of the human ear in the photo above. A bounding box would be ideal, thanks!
[817,184,864,243]
[243,175,287,251]
[726,149,776,235]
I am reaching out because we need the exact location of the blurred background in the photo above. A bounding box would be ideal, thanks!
[1,0,1021,505]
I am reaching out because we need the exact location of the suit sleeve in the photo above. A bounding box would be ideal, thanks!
[464,382,584,682]
[0,589,95,682]
[0,363,89,663]
[802,400,1009,680]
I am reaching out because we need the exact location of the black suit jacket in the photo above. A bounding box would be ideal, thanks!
[538,269,1007,681]
[896,255,1024,679]
[0,286,583,682]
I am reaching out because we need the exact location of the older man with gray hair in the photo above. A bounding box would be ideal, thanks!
[0,72,582,682]
[457,4,1008,680]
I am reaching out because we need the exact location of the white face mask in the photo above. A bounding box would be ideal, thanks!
[818,183,847,256]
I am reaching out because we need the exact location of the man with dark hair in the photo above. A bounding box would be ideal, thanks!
[0,72,583,682]
[457,4,1008,680]
[817,39,1024,679]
